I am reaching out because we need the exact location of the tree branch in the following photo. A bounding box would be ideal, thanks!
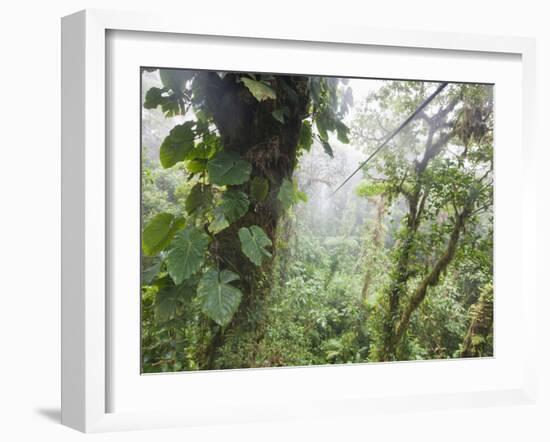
[391,205,471,348]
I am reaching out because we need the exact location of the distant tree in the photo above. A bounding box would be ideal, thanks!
[352,82,493,361]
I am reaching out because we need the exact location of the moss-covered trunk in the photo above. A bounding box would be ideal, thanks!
[197,73,310,368]
[361,196,386,300]
[378,194,424,361]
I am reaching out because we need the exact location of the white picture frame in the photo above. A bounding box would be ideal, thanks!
[61,9,537,433]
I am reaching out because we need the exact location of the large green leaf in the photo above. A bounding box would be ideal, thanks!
[185,184,213,215]
[208,190,249,234]
[165,228,209,285]
[142,213,184,256]
[197,270,243,326]
[159,69,194,93]
[218,190,249,223]
[160,122,196,168]
[143,87,180,116]
[207,151,252,185]
[168,122,197,145]
[241,77,276,101]
[250,177,269,202]
[238,225,272,266]
[143,87,167,109]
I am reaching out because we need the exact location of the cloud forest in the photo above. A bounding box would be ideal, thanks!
[140,69,493,372]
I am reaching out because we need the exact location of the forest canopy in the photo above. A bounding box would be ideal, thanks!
[140,69,493,372]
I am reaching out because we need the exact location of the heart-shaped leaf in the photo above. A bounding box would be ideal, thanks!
[143,87,180,116]
[159,122,196,168]
[185,184,213,215]
[165,227,209,284]
[143,87,168,109]
[207,151,252,185]
[142,213,185,256]
[218,190,249,223]
[197,270,243,326]
[238,225,272,266]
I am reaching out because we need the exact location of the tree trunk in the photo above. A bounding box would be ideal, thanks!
[381,207,469,361]
[376,124,454,361]
[197,73,310,368]
[361,195,385,300]
[379,190,425,360]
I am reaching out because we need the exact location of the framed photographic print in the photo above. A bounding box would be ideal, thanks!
[61,9,537,432]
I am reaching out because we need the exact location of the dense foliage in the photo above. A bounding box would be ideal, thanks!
[141,70,493,372]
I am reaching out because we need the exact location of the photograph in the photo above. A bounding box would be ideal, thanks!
[140,68,494,373]
[1,0,545,438]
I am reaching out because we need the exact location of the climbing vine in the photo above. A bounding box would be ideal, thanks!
[141,69,352,370]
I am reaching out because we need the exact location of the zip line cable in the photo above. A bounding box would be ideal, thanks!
[331,82,449,196]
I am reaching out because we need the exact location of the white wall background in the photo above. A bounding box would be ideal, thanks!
[0,1,547,440]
